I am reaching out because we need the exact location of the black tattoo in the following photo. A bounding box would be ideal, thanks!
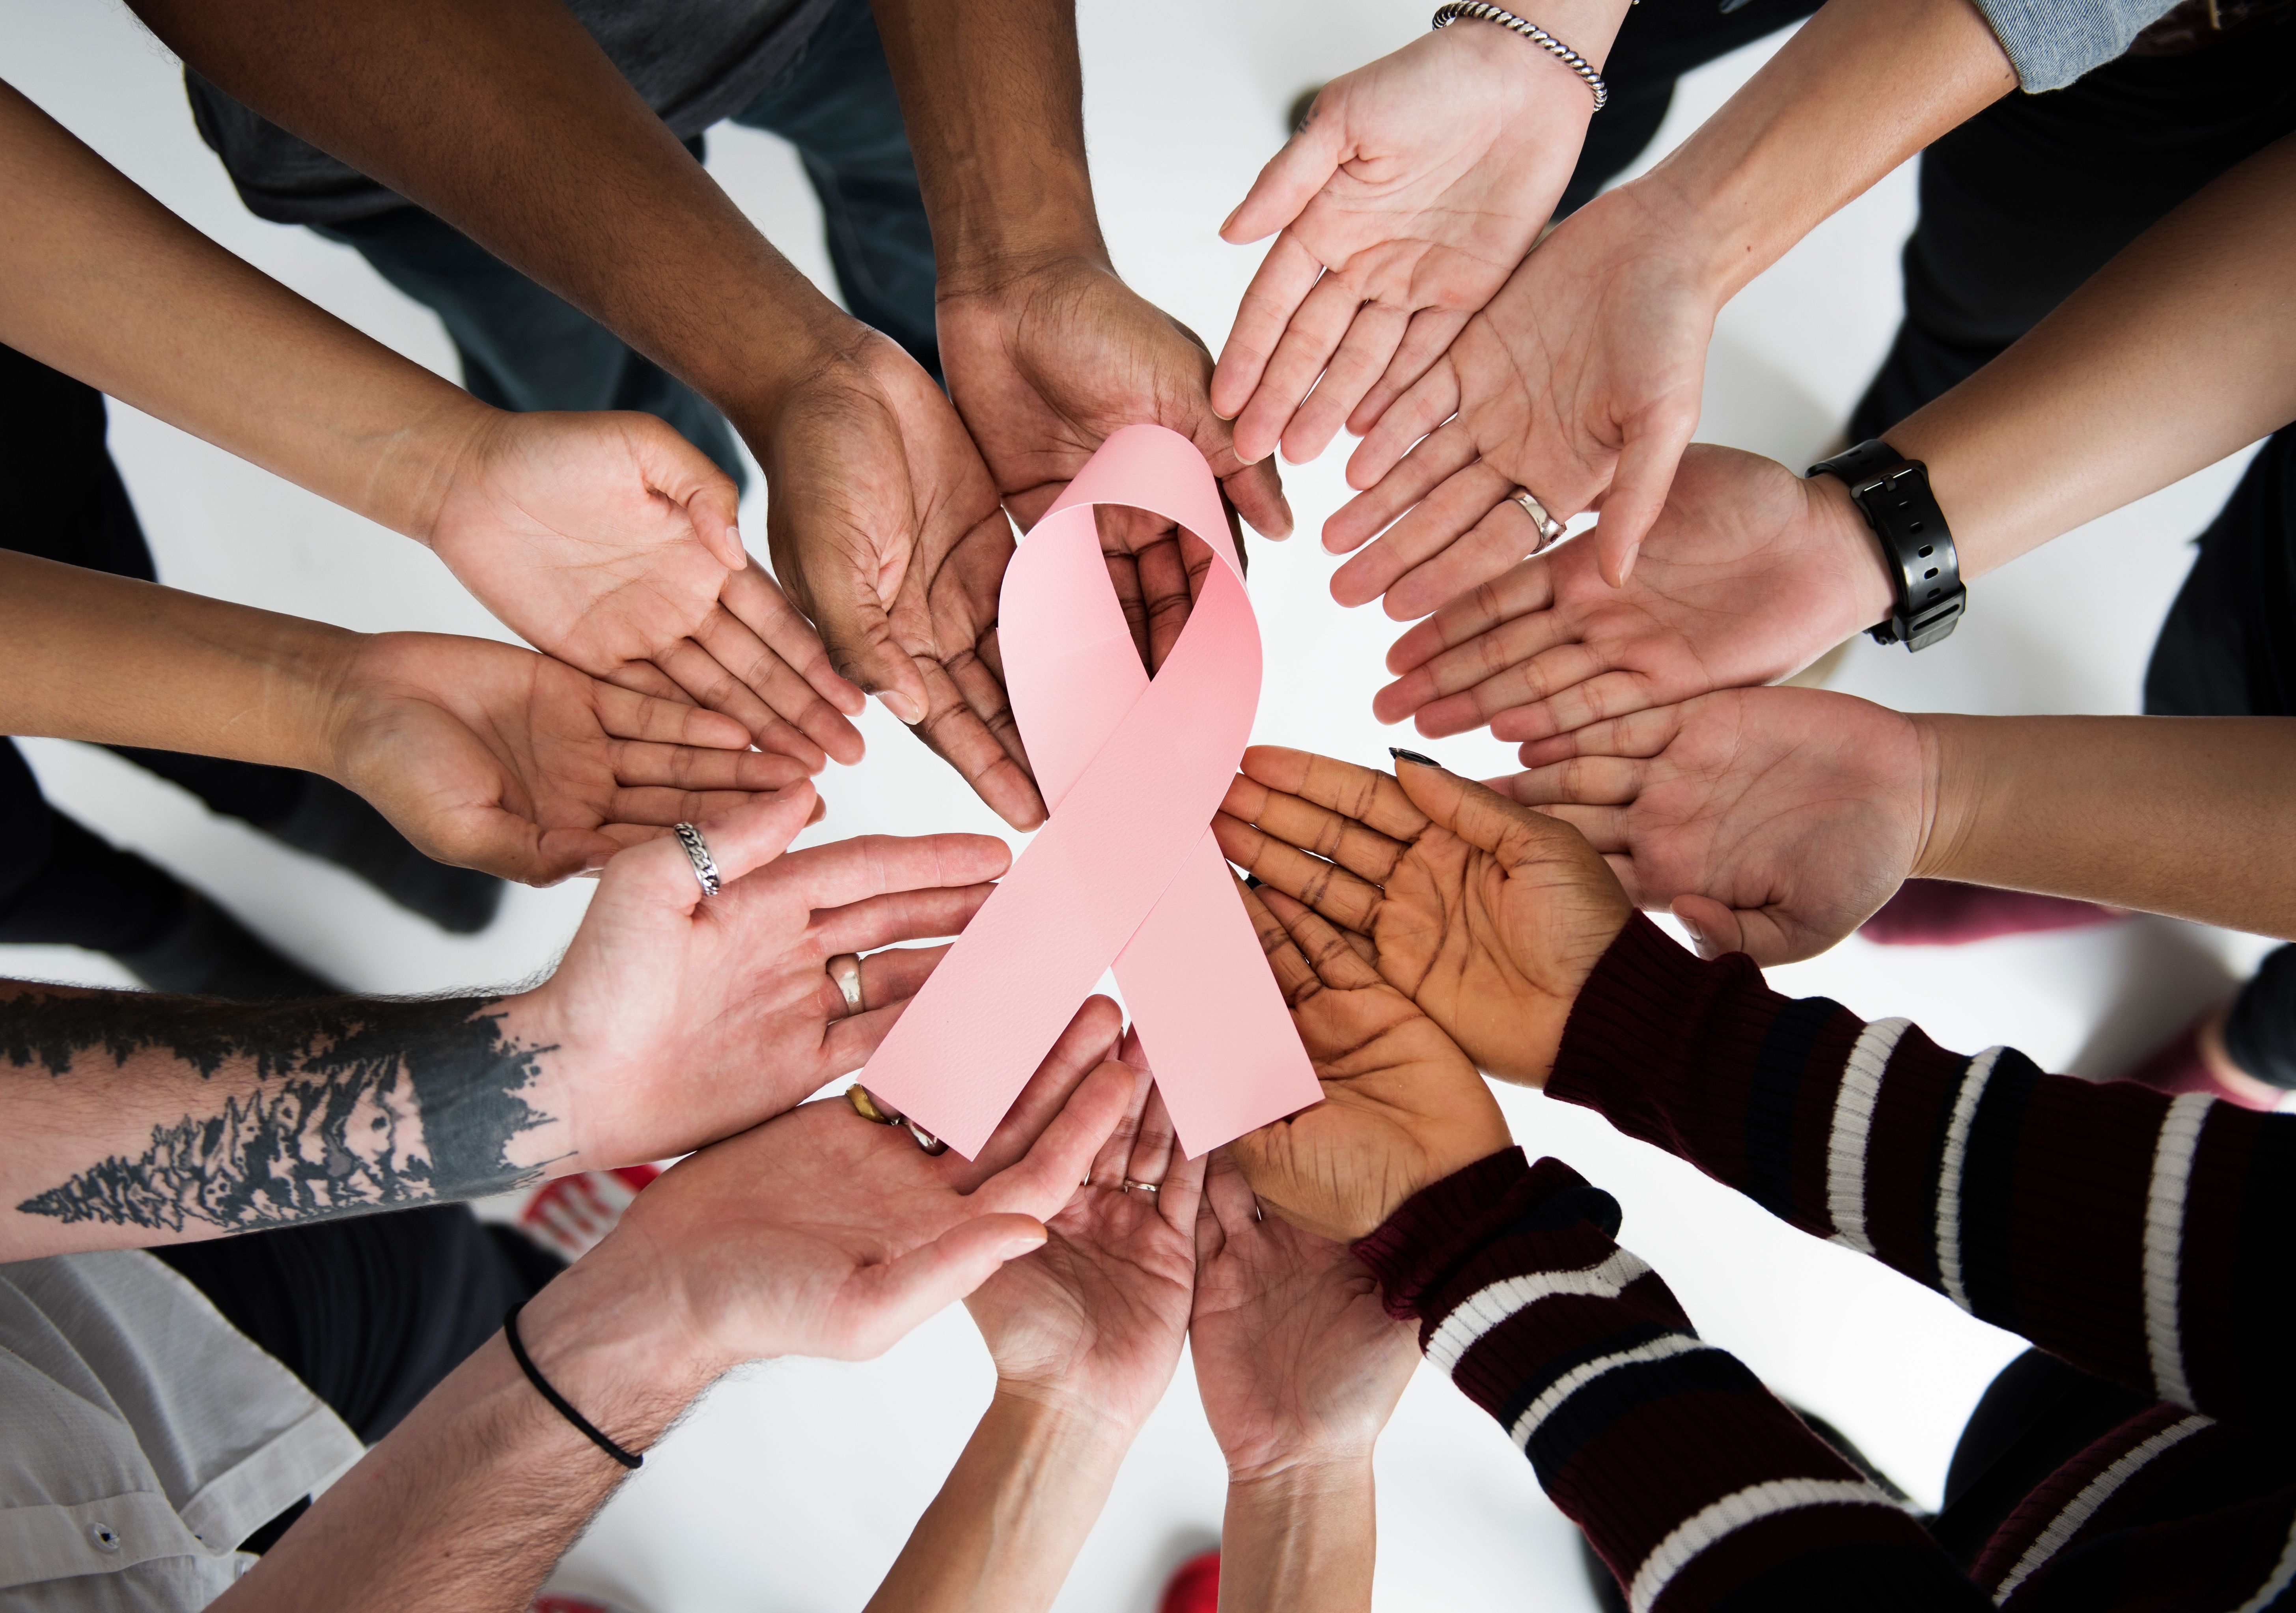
[6,993,557,1233]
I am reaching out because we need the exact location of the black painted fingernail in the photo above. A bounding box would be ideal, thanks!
[1244,874,1263,888]
[1389,747,1441,768]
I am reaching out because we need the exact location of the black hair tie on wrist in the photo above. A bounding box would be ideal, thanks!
[503,1301,644,1470]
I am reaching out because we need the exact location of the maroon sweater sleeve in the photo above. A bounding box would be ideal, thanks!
[1543,915,2296,1439]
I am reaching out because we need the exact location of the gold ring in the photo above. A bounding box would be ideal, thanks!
[847,1085,901,1125]
[827,953,864,1017]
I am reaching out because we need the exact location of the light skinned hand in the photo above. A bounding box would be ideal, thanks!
[937,256,1289,678]
[525,786,1016,1171]
[1189,1146,1418,1480]
[1375,446,1893,743]
[1212,21,1594,470]
[425,407,866,770]
[752,332,1048,830]
[1214,746,1631,1087]
[964,1024,1207,1435]
[565,1001,1139,1374]
[1325,180,1716,600]
[1230,882,1509,1243]
[1501,685,1928,963]
[331,629,815,886]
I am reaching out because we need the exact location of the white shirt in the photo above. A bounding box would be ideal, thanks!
[0,1250,362,1610]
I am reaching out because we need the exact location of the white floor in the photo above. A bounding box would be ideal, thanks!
[1,4,2271,1609]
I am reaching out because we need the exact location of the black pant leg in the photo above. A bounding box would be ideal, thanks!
[156,1205,564,1446]
[1850,22,2296,438]
[1555,0,1823,217]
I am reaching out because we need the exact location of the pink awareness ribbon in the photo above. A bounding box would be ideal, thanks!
[859,424,1322,1159]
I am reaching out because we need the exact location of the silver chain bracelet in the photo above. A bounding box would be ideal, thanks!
[1431,1,1609,112]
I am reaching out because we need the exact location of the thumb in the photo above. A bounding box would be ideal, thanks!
[1222,102,1347,244]
[796,542,931,728]
[594,781,818,913]
[1669,894,1742,961]
[839,1214,1048,1359]
[627,413,746,571]
[1595,409,1696,588]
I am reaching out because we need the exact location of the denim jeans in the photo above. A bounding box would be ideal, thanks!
[313,0,937,490]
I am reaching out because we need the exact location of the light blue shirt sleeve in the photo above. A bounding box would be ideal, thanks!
[1969,0,2182,90]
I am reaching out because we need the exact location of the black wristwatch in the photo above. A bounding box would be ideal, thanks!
[1807,439,1966,652]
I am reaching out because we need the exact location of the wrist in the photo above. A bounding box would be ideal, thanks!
[509,1256,722,1454]
[989,1375,1153,1451]
[1908,713,1980,882]
[933,216,1112,305]
[1224,1444,1379,1493]
[1445,0,1630,77]
[1803,465,1899,631]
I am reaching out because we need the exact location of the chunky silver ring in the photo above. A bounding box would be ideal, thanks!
[1509,486,1566,550]
[1121,1178,1161,1196]
[826,953,864,1017]
[906,1120,949,1157]
[673,822,722,898]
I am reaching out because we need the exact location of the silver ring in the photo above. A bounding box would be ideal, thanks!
[1509,486,1566,549]
[826,953,864,1017]
[1120,1178,1161,1196]
[906,1120,948,1157]
[673,823,722,898]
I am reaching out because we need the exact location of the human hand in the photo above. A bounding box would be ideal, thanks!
[964,1025,1206,1435]
[331,629,813,886]
[1189,1147,1418,1480]
[1324,179,1719,600]
[1501,685,1929,962]
[424,407,866,771]
[548,1000,1138,1378]
[1375,446,1893,742]
[1216,747,1632,1087]
[1230,882,1509,1243]
[1211,19,1601,469]
[518,786,1016,1169]
[937,255,1289,673]
[746,332,1047,829]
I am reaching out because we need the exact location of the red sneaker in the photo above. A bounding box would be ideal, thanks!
[1861,879,2123,946]
[1158,1548,1220,1613]
[2120,1009,2287,1113]
[516,1165,662,1263]
[530,1596,641,1613]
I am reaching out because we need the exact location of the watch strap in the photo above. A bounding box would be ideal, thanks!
[1808,439,1966,652]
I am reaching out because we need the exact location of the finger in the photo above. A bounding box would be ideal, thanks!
[1492,754,1644,807]
[1671,894,1741,961]
[594,782,817,914]
[1134,530,1196,677]
[1491,668,1669,748]
[836,1213,1050,1360]
[1237,745,1432,842]
[1213,230,1328,421]
[1220,768,1412,883]
[1322,414,1473,559]
[1385,497,1557,623]
[1123,1064,1181,1188]
[819,944,952,1068]
[811,884,994,957]
[973,1057,1140,1217]
[1526,800,1628,854]
[1514,702,1682,767]
[1240,879,1327,1009]
[603,659,696,705]
[1221,110,1346,246]
[1595,405,1698,588]
[690,604,866,765]
[1279,298,1408,467]
[785,830,1012,913]
[1259,885,1389,991]
[1346,357,1461,491]
[1375,607,1581,730]
[625,411,746,572]
[1154,1137,1209,1229]
[606,740,813,795]
[592,682,752,750]
[1219,452,1291,542]
[964,996,1127,1183]
[1335,462,1519,617]
[1408,642,1610,740]
[1214,816,1388,935]
[607,784,811,829]
[800,541,933,730]
[720,561,868,716]
[1350,305,1470,438]
[1384,557,1556,677]
[649,637,831,771]
[1201,1146,1261,1239]
[1388,750,1590,877]
[1232,268,1361,467]
[914,646,1047,832]
[1086,1042,1158,1190]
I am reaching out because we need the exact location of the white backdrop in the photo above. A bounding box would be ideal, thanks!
[0,3,2265,1607]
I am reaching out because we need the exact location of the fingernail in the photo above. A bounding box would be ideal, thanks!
[998,1229,1048,1260]
[1244,874,1263,889]
[1389,747,1441,769]
[882,691,925,725]
[1219,202,1242,235]
[1680,918,1706,954]
[725,524,746,564]
[1618,542,1640,586]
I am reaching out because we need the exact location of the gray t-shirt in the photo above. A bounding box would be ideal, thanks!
[183,0,838,224]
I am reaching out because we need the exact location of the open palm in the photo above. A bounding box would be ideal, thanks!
[1215,746,1630,1087]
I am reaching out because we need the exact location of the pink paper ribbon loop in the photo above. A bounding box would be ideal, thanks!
[859,425,1321,1158]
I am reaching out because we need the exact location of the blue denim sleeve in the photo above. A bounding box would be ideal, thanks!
[1970,0,2180,90]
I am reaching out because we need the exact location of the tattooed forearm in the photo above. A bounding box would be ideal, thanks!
[6,992,559,1234]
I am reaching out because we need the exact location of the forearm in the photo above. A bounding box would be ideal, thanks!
[1216,1461,1378,1613]
[865,1387,1132,1613]
[0,980,571,1258]
[869,0,1105,288]
[213,1261,710,1611]
[1914,715,2296,936]
[126,0,851,418]
[0,552,351,775]
[1641,0,2013,302]
[1886,134,2296,576]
